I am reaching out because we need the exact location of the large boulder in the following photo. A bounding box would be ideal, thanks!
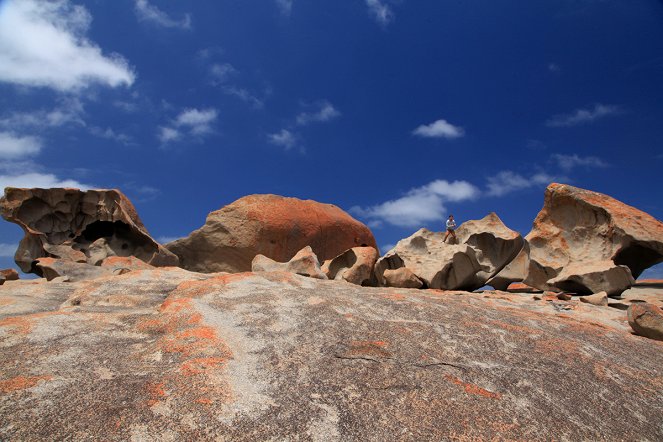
[0,188,178,275]
[524,184,663,295]
[0,269,19,285]
[374,229,483,290]
[167,194,377,273]
[455,212,525,282]
[375,213,522,290]
[382,267,423,288]
[321,247,378,286]
[252,246,327,279]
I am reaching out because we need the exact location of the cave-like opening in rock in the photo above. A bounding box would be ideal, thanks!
[613,242,662,279]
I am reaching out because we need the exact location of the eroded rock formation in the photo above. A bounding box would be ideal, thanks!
[321,247,378,286]
[524,184,663,295]
[627,302,663,341]
[0,188,178,276]
[375,213,522,290]
[167,194,377,273]
[252,246,327,279]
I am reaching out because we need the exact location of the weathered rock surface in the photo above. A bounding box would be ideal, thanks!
[375,230,483,289]
[580,291,609,306]
[548,261,635,297]
[381,267,423,288]
[0,188,178,275]
[1,269,662,440]
[455,212,525,283]
[375,214,521,290]
[166,194,377,273]
[486,242,530,290]
[628,302,663,341]
[252,246,327,279]
[524,183,663,295]
[321,247,378,286]
[0,269,19,286]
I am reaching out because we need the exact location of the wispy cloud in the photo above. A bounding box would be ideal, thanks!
[366,0,394,27]
[546,104,622,127]
[296,101,341,126]
[159,107,218,144]
[208,62,265,109]
[485,171,558,197]
[413,119,465,139]
[0,99,86,131]
[548,63,561,73]
[0,132,43,159]
[0,0,135,91]
[268,129,298,151]
[134,0,191,29]
[89,126,133,145]
[551,153,608,171]
[350,180,480,228]
[275,0,293,16]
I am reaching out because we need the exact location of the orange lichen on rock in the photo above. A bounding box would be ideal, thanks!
[145,381,167,406]
[382,292,407,301]
[0,375,51,394]
[0,311,68,335]
[180,357,228,376]
[445,375,501,399]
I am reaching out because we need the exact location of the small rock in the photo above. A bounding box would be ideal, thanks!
[383,268,423,289]
[0,268,19,285]
[557,293,573,301]
[252,246,327,279]
[627,303,663,341]
[322,247,378,286]
[580,291,609,307]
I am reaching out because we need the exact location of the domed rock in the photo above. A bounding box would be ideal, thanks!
[0,188,178,276]
[524,184,663,295]
[167,194,377,273]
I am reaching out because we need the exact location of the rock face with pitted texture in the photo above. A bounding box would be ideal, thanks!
[1,268,662,440]
[321,247,378,286]
[375,213,523,290]
[524,184,663,295]
[0,188,178,275]
[252,246,327,279]
[167,194,377,273]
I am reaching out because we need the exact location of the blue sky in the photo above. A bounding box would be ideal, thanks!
[1,0,662,278]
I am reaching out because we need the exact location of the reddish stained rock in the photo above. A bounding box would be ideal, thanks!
[166,194,377,273]
[0,269,19,286]
[0,188,178,275]
[628,303,663,341]
[524,184,663,295]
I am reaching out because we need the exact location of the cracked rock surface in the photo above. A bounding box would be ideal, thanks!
[1,269,662,440]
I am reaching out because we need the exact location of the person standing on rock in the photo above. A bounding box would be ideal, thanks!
[443,215,457,243]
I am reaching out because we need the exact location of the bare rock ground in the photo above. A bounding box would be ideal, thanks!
[1,270,662,440]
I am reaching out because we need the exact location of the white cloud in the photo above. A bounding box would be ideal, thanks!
[546,104,621,127]
[208,63,264,109]
[0,100,86,131]
[296,101,341,126]
[548,63,560,73]
[0,132,43,159]
[485,171,557,197]
[0,172,91,190]
[134,0,191,29]
[275,0,293,16]
[175,108,218,135]
[210,63,237,84]
[223,86,265,109]
[0,0,135,91]
[268,129,297,150]
[366,0,394,26]
[351,180,480,228]
[413,119,465,139]
[158,126,181,143]
[0,243,17,258]
[551,154,608,171]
